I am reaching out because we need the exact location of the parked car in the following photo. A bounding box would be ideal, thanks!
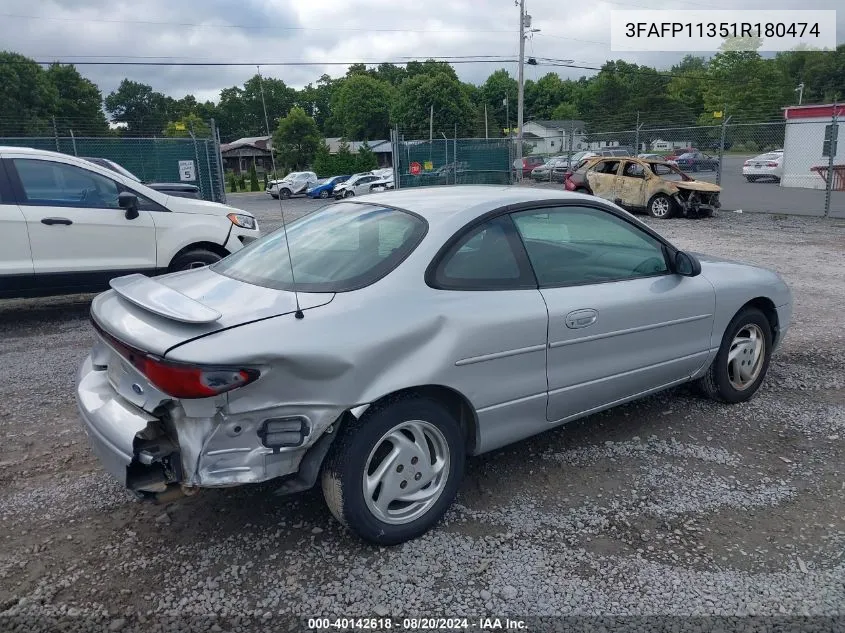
[512,156,546,178]
[742,152,784,183]
[530,156,569,182]
[82,157,201,199]
[637,153,664,160]
[333,172,384,198]
[0,146,259,298]
[564,156,721,218]
[306,175,351,199]
[673,151,719,172]
[267,171,318,199]
[663,147,698,162]
[76,186,791,545]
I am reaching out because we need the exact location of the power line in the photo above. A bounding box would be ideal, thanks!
[0,12,518,35]
[0,57,520,67]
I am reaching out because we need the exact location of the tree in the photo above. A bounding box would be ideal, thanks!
[272,106,322,170]
[374,63,407,87]
[550,103,579,120]
[0,51,58,135]
[216,74,296,141]
[524,73,579,121]
[392,72,476,137]
[405,60,459,82]
[331,75,394,139]
[104,80,174,135]
[44,63,108,135]
[481,69,518,134]
[355,142,379,172]
[163,113,211,138]
[249,164,260,191]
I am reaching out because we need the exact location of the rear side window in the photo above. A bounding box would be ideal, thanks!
[429,216,535,290]
[212,202,427,292]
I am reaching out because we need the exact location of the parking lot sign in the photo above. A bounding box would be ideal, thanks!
[178,160,196,181]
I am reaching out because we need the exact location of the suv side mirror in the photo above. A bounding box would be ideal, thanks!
[118,191,139,220]
[674,250,701,277]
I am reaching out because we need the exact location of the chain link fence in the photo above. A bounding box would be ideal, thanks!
[392,128,512,189]
[0,121,227,204]
[405,115,843,218]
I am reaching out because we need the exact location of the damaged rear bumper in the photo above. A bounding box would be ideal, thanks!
[75,354,346,496]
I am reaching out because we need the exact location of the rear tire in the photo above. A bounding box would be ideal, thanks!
[697,307,772,404]
[745,176,757,182]
[169,248,223,272]
[574,187,590,195]
[647,193,675,219]
[319,190,329,199]
[321,395,465,545]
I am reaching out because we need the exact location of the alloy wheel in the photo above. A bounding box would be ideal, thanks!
[362,420,450,525]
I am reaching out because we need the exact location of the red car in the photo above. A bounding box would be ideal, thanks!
[512,156,546,179]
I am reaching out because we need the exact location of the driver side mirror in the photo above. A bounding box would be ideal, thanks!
[673,250,701,277]
[118,191,139,220]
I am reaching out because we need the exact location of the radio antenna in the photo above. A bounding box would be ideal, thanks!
[258,65,303,319]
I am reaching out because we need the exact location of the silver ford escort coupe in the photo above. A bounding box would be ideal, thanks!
[76,186,792,544]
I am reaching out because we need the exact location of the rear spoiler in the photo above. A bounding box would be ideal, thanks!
[109,274,221,324]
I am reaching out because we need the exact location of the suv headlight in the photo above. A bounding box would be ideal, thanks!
[227,213,257,230]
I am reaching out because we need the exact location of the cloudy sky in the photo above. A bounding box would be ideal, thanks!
[1,0,842,102]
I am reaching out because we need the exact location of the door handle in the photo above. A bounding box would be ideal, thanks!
[41,217,73,226]
[565,308,598,329]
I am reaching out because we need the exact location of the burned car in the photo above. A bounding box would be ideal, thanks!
[76,187,790,545]
[564,156,721,218]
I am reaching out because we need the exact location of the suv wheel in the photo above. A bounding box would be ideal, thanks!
[169,248,223,272]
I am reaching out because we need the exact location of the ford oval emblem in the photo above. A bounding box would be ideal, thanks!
[131,383,144,395]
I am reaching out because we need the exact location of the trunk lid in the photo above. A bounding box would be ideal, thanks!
[91,268,334,356]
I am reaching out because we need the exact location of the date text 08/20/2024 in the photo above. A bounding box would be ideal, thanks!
[307,617,528,630]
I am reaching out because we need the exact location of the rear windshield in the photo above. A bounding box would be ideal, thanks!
[212,202,428,292]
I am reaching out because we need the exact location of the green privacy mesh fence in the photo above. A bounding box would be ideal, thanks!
[0,136,226,203]
[395,138,513,188]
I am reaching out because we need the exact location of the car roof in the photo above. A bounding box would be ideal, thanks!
[355,185,601,224]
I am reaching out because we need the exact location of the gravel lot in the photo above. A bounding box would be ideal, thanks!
[1,199,844,632]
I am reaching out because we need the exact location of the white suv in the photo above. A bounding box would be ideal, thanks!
[0,147,260,299]
[267,171,318,199]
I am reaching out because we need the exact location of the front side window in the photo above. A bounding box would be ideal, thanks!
[213,202,427,292]
[511,206,669,287]
[14,159,121,208]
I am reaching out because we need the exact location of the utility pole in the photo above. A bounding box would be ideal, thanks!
[484,104,488,139]
[796,83,804,106]
[516,0,526,178]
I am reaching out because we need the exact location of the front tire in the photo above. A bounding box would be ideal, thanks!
[169,248,223,272]
[319,190,330,199]
[321,395,465,545]
[647,193,675,219]
[697,307,773,404]
[344,190,354,198]
[279,188,292,200]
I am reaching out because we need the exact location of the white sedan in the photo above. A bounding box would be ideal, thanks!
[743,152,784,183]
[333,173,384,198]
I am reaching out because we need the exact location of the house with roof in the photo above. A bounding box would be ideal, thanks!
[220,136,273,174]
[520,119,588,155]
[323,138,394,167]
[221,135,394,173]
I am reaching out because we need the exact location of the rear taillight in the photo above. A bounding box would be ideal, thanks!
[141,357,259,399]
[744,161,751,166]
[565,177,576,191]
[92,320,259,399]
[766,162,778,167]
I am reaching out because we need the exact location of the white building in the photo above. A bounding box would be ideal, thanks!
[651,138,693,152]
[781,103,844,189]
[520,120,587,155]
